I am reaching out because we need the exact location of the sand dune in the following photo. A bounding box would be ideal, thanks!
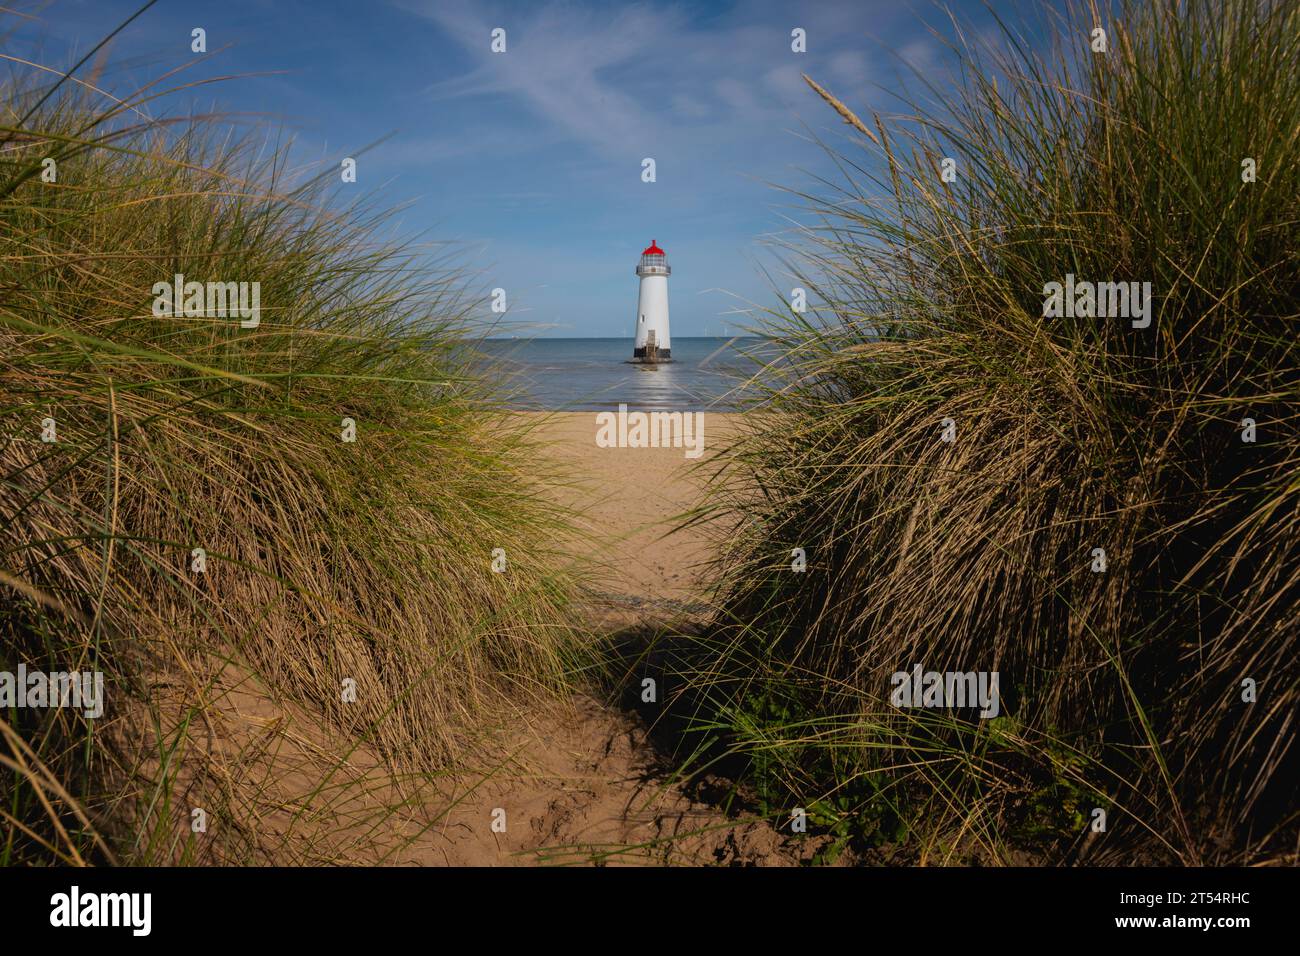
[162,411,821,865]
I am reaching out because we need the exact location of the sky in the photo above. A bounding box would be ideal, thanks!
[5,0,1035,337]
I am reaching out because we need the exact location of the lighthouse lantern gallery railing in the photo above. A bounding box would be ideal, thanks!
[636,253,670,275]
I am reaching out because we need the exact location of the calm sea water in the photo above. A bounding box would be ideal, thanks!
[476,337,774,411]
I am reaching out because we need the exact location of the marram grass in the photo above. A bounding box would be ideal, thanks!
[682,0,1298,864]
[0,68,581,863]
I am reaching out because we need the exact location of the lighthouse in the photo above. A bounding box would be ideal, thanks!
[633,239,671,362]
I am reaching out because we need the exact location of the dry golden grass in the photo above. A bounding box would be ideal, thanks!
[1,67,582,863]
[676,0,1299,865]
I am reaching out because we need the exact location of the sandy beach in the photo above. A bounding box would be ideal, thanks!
[524,410,742,610]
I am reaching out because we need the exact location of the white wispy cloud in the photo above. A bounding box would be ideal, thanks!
[395,0,686,159]
[391,0,905,164]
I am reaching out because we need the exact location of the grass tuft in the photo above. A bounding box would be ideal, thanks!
[683,0,1299,865]
[0,54,580,864]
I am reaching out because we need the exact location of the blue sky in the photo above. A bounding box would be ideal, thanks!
[8,0,1024,336]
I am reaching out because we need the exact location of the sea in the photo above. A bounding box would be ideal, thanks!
[475,337,775,411]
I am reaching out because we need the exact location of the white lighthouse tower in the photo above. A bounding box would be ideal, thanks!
[633,239,671,362]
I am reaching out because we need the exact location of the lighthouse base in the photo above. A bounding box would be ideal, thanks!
[632,346,671,362]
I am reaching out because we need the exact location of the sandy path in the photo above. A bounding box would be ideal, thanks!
[413,411,805,864]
